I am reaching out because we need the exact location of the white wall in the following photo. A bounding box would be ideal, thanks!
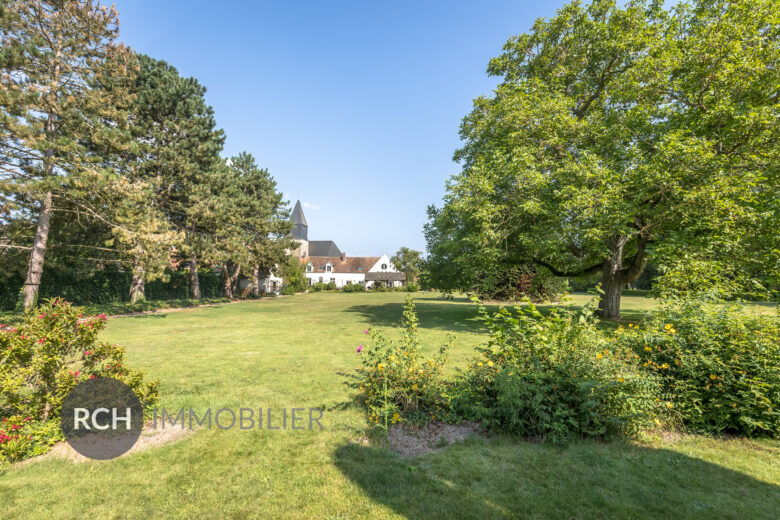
[304,272,364,288]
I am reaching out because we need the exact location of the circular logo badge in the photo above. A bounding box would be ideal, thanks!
[60,377,144,460]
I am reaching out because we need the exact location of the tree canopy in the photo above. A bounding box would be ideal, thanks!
[426,0,779,316]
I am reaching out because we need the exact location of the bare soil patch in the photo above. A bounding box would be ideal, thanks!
[20,420,194,465]
[388,421,485,457]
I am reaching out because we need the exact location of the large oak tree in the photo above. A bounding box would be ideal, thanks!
[426,0,778,317]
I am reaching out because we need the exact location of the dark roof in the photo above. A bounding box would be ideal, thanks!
[291,200,308,240]
[302,256,379,274]
[365,272,406,281]
[308,240,342,257]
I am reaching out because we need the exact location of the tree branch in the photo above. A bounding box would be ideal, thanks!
[532,257,604,277]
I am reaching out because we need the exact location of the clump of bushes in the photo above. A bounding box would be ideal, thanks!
[355,296,659,441]
[0,298,159,463]
[356,297,452,428]
[310,282,338,292]
[356,295,780,441]
[341,283,367,293]
[617,300,780,437]
[452,299,660,440]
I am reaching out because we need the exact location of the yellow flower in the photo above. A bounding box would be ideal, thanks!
[411,384,418,391]
[665,323,673,330]
[654,418,661,427]
[377,363,384,371]
[477,362,483,367]
[670,328,676,334]
[618,377,624,383]
[710,374,717,380]
[487,361,494,367]
[666,402,673,409]
[661,363,669,369]
[675,358,681,366]
[644,346,652,352]
[596,353,603,360]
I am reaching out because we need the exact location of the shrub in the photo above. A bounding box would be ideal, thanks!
[453,298,660,441]
[279,255,308,294]
[0,298,159,462]
[341,283,366,293]
[617,299,780,437]
[310,282,337,292]
[405,283,419,292]
[356,297,452,429]
[370,284,388,292]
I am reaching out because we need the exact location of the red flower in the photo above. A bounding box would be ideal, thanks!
[89,374,96,379]
[84,350,92,356]
[39,313,46,319]
[38,338,45,344]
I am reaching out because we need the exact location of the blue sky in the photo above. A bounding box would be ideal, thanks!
[113,1,558,256]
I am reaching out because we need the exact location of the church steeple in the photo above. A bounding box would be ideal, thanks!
[291,200,308,240]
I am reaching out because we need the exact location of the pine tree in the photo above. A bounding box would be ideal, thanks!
[0,1,131,308]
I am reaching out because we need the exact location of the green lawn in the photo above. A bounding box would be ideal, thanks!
[1,292,778,519]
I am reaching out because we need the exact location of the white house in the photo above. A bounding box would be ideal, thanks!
[290,201,405,289]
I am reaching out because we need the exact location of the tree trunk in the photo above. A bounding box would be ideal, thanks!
[221,265,234,299]
[190,255,201,300]
[253,266,261,296]
[598,235,628,319]
[23,42,61,311]
[130,261,145,303]
[22,192,54,310]
[597,234,649,319]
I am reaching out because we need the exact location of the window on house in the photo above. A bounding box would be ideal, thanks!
[357,267,363,272]
[381,263,388,270]
[326,264,332,272]
[305,263,313,272]
[330,278,335,283]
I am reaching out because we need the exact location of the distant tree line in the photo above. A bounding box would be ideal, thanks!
[1,1,293,308]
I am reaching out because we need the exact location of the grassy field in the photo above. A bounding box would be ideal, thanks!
[1,292,778,519]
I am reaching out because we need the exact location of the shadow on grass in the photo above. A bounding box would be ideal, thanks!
[333,440,780,519]
[344,300,489,334]
[344,297,649,334]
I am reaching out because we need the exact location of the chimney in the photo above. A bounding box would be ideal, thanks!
[341,252,346,261]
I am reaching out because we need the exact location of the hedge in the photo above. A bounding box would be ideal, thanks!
[0,268,222,310]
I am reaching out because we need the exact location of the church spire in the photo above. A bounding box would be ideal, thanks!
[291,200,308,240]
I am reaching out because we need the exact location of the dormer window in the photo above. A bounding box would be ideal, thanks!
[305,263,313,273]
[326,263,333,273]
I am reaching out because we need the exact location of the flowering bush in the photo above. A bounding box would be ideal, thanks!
[356,297,452,429]
[453,298,660,441]
[617,299,780,437]
[0,298,159,462]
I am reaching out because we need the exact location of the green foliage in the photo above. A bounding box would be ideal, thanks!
[310,282,337,292]
[425,0,780,317]
[0,269,223,311]
[341,283,367,293]
[617,300,780,437]
[390,247,422,283]
[0,298,158,462]
[453,298,660,441]
[279,255,308,294]
[356,297,452,429]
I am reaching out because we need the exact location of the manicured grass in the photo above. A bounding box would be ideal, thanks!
[1,292,778,519]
